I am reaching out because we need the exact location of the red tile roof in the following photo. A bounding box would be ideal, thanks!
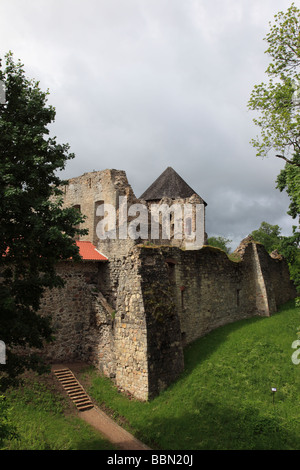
[2,240,108,262]
[76,241,108,261]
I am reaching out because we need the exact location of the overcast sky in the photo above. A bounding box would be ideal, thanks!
[0,0,296,249]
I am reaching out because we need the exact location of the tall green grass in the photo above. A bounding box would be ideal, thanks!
[1,378,115,450]
[2,300,299,450]
[84,300,300,450]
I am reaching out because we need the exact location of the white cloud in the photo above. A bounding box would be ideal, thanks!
[0,0,296,243]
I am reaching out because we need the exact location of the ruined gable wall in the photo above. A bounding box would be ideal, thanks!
[255,243,297,309]
[61,169,136,246]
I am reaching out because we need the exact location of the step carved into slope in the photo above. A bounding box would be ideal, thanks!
[53,368,94,412]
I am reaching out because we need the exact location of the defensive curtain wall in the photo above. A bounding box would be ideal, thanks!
[39,237,297,401]
[35,168,297,400]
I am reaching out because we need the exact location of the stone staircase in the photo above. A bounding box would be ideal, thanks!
[53,368,94,412]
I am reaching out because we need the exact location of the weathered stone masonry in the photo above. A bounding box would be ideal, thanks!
[37,168,297,401]
[39,238,297,401]
[39,261,115,374]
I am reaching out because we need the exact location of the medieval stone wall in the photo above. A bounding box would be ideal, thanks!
[37,239,297,401]
[61,169,136,245]
[109,241,296,399]
[13,168,297,401]
[139,245,256,347]
[255,243,296,308]
[38,261,115,373]
[112,251,149,400]
[96,238,136,308]
[138,247,185,398]
[139,194,206,250]
[143,242,296,343]
[61,169,207,252]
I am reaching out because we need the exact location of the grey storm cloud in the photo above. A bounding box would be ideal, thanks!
[0,0,296,250]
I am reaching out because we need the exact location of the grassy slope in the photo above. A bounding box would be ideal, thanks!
[1,378,116,450]
[85,300,300,450]
[2,300,299,450]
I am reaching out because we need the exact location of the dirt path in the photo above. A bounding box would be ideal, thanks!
[51,363,151,451]
[80,406,151,450]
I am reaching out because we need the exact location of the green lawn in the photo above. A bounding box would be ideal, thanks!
[83,300,300,450]
[1,377,115,450]
[2,300,300,450]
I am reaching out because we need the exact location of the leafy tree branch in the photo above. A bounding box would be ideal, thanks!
[0,52,88,390]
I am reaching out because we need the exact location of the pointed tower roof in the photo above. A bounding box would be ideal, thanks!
[140,167,207,205]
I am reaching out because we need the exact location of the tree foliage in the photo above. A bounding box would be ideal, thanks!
[0,52,87,390]
[248,3,300,163]
[251,221,300,291]
[248,3,300,221]
[250,221,282,253]
[277,157,300,220]
[278,226,300,291]
[207,236,232,253]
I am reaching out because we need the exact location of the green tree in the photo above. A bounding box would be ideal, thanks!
[277,162,300,220]
[278,227,300,291]
[248,3,300,221]
[251,222,300,291]
[207,236,232,253]
[0,52,87,390]
[250,221,282,253]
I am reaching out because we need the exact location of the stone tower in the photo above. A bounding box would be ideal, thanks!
[139,166,207,249]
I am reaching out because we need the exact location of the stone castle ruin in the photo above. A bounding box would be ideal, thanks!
[38,167,297,400]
